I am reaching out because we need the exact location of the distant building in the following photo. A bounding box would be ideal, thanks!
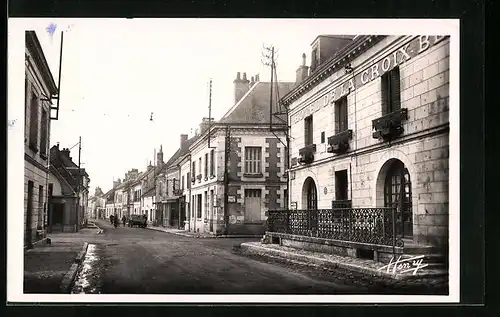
[24,31,59,247]
[47,144,90,232]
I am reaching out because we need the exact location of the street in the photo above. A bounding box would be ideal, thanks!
[69,220,368,294]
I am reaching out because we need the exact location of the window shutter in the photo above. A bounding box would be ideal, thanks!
[390,67,401,112]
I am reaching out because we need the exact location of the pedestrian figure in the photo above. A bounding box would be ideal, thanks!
[110,214,114,224]
[122,215,127,227]
[113,214,119,228]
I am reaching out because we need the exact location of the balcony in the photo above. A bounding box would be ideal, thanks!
[172,189,183,196]
[196,174,202,183]
[298,144,316,165]
[372,108,408,141]
[327,129,352,154]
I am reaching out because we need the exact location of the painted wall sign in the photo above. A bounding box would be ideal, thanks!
[291,35,448,125]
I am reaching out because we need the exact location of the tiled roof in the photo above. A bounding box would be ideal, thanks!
[219,82,295,124]
[160,135,199,173]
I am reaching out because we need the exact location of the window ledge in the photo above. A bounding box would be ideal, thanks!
[243,173,264,178]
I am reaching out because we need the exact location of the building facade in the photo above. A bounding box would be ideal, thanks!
[188,72,294,235]
[282,35,449,251]
[47,145,91,233]
[24,31,59,248]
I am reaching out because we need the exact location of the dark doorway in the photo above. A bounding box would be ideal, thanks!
[51,203,64,232]
[179,198,186,229]
[304,177,317,210]
[384,160,413,238]
[26,181,34,248]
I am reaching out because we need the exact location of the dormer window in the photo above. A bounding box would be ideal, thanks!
[310,48,319,72]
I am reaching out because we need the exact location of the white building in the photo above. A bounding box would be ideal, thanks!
[272,35,450,262]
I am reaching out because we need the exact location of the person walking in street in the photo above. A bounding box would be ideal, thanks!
[122,215,127,227]
[110,214,114,224]
[113,214,119,228]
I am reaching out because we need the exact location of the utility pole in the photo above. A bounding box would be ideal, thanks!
[223,125,231,235]
[76,136,81,231]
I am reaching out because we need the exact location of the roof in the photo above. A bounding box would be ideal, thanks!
[25,31,58,96]
[219,81,295,124]
[160,135,199,173]
[49,165,76,196]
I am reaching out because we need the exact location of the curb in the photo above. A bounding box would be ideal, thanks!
[145,227,262,239]
[59,242,89,293]
[239,242,447,281]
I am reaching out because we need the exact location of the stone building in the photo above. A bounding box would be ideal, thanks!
[47,144,90,232]
[270,35,449,261]
[24,30,59,247]
[140,161,160,224]
[188,72,295,235]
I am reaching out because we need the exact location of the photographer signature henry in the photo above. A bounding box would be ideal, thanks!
[378,255,429,275]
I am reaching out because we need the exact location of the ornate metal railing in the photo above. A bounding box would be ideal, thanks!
[372,108,408,141]
[267,208,403,250]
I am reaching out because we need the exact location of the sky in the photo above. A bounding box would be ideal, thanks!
[12,18,459,194]
[22,18,351,194]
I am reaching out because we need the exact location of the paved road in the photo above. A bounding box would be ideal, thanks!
[70,220,368,294]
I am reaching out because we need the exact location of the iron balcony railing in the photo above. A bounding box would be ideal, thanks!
[267,207,404,251]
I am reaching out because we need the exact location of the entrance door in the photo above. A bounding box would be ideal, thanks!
[305,178,317,210]
[26,181,34,248]
[245,189,262,222]
[384,160,413,238]
[52,203,64,232]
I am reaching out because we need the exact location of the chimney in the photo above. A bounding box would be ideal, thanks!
[157,145,164,166]
[296,53,310,85]
[199,117,214,135]
[255,74,260,82]
[233,71,250,104]
[180,134,188,149]
[113,178,121,188]
[147,161,153,171]
[60,148,72,160]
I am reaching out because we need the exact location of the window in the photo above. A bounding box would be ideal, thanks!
[311,48,318,72]
[198,158,202,177]
[191,195,195,217]
[321,131,325,143]
[38,185,43,227]
[245,147,262,174]
[335,170,348,201]
[197,194,202,218]
[172,178,176,191]
[25,76,29,130]
[204,191,208,218]
[192,162,196,179]
[304,115,313,145]
[181,176,185,190]
[204,153,208,178]
[381,66,401,115]
[284,189,288,208]
[187,172,191,189]
[210,149,215,176]
[29,92,39,150]
[40,109,48,158]
[335,96,348,134]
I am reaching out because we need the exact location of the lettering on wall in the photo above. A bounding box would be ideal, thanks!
[290,35,448,124]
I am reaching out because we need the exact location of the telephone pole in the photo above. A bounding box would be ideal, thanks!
[76,136,81,231]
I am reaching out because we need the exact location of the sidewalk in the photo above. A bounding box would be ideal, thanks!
[239,242,448,282]
[23,226,99,293]
[146,225,263,239]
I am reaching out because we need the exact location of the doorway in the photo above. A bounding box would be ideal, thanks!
[26,181,34,248]
[51,203,65,232]
[303,177,318,210]
[384,159,413,238]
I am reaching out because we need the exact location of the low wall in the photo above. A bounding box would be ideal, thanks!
[265,231,403,264]
[228,222,266,236]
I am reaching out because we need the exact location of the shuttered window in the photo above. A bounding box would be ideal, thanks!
[210,149,215,176]
[204,153,208,178]
[335,96,348,134]
[382,67,401,115]
[304,115,313,145]
[40,109,48,158]
[245,147,262,174]
[29,92,39,150]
